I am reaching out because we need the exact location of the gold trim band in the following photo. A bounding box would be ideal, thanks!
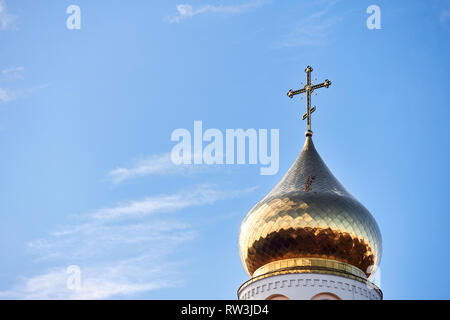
[253,257,367,279]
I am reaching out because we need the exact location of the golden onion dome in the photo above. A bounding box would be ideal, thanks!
[238,136,382,279]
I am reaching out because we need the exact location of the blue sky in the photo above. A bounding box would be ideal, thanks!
[0,0,449,299]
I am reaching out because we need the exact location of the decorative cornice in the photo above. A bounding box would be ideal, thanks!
[238,268,382,299]
[238,274,382,300]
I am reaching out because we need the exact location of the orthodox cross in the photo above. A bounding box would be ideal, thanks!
[287,66,331,136]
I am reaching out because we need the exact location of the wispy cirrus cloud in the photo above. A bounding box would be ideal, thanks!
[0,67,48,104]
[0,87,13,103]
[92,184,257,220]
[0,256,182,300]
[0,0,17,30]
[109,152,209,184]
[0,66,23,103]
[27,184,253,260]
[0,84,49,104]
[165,0,265,23]
[279,0,342,47]
[1,66,24,81]
[0,184,255,299]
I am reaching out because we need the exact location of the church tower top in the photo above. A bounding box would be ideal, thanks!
[238,67,382,298]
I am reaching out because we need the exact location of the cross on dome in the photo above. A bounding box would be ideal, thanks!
[287,66,331,136]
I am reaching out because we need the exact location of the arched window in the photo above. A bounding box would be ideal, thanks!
[310,292,341,300]
[265,294,289,300]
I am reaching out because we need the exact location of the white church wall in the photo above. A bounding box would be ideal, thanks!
[238,273,382,300]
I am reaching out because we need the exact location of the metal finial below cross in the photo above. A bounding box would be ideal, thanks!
[287,66,331,137]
